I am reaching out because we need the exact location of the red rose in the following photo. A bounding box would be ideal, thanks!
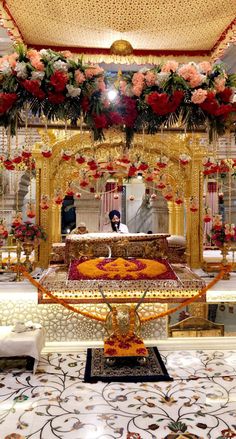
[12,155,22,164]
[128,165,137,177]
[92,113,108,129]
[147,90,183,116]
[138,163,149,171]
[50,71,68,92]
[4,159,15,170]
[107,111,123,126]
[48,92,65,104]
[22,79,45,100]
[218,87,233,103]
[81,96,90,113]
[215,104,233,118]
[0,93,17,114]
[200,92,219,115]
[42,151,52,158]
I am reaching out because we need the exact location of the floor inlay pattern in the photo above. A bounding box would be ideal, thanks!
[0,349,236,438]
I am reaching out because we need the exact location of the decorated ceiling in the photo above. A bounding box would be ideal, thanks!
[0,0,235,61]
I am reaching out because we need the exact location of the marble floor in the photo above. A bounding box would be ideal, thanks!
[1,349,236,439]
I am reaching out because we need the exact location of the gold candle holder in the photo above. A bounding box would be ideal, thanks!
[22,240,35,272]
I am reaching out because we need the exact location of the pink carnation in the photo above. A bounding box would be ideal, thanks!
[27,49,44,71]
[61,50,72,58]
[191,88,208,104]
[214,77,226,92]
[132,85,143,96]
[145,71,156,86]
[85,66,104,79]
[75,70,85,84]
[189,74,203,88]
[199,61,212,74]
[132,72,145,86]
[161,61,179,73]
[178,64,198,81]
[8,53,18,68]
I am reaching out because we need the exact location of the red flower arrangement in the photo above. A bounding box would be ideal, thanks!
[211,220,236,247]
[13,221,47,242]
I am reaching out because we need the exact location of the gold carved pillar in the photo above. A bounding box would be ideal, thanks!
[174,204,184,235]
[34,149,53,268]
[51,204,62,243]
[186,152,204,268]
[167,201,175,235]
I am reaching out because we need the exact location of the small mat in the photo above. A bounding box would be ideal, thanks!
[84,346,173,383]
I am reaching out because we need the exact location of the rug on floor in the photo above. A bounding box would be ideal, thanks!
[84,346,173,383]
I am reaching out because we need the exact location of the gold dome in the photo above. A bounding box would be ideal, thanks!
[110,39,133,56]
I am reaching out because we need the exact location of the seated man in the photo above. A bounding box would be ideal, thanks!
[70,222,88,234]
[106,210,129,234]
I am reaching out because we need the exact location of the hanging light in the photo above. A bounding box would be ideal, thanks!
[110,39,133,56]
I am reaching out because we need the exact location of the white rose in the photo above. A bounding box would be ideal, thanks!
[39,49,54,60]
[15,62,28,79]
[0,60,11,75]
[53,60,68,71]
[66,85,81,97]
[31,71,45,80]
[155,72,170,86]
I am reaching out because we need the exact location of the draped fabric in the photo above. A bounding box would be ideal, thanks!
[99,183,121,231]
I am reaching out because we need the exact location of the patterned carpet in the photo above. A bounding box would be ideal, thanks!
[0,349,236,439]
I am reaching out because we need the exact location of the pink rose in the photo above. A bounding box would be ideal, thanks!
[132,85,143,96]
[75,70,85,84]
[161,60,179,73]
[132,72,145,85]
[189,74,203,88]
[191,89,208,104]
[214,77,226,92]
[199,61,212,74]
[145,71,156,86]
[178,64,198,81]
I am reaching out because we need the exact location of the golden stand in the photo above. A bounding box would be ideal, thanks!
[221,243,230,280]
[22,241,35,272]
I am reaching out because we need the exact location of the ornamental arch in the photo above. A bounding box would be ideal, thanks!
[33,130,206,268]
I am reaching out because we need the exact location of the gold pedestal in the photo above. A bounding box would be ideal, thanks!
[22,241,35,272]
[221,243,230,280]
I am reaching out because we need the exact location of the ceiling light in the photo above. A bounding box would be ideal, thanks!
[110,39,133,56]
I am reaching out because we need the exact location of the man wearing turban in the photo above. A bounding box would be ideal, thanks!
[108,210,129,234]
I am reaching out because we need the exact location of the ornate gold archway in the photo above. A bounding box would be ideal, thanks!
[33,129,206,268]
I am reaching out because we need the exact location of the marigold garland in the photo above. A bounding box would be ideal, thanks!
[11,263,231,325]
[12,265,106,323]
[140,264,232,323]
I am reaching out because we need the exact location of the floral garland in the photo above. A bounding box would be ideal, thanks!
[0,44,236,144]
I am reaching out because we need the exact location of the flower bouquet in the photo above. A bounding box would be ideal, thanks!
[13,221,47,243]
[211,218,236,248]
